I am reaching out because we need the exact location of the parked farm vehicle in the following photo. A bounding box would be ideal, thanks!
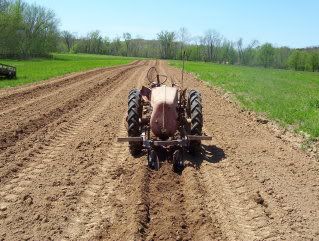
[0,63,16,79]
[118,67,212,171]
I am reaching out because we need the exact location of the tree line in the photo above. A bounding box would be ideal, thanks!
[0,0,59,58]
[58,29,319,72]
[1,0,319,72]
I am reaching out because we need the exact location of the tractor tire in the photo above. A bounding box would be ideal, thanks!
[188,90,203,155]
[8,71,13,79]
[127,89,143,156]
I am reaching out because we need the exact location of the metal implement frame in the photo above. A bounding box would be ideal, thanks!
[117,135,212,150]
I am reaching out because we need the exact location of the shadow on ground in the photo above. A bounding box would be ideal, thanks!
[186,144,226,170]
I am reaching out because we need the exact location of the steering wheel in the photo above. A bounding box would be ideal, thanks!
[147,67,168,85]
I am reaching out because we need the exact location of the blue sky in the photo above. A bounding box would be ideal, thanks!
[25,0,319,48]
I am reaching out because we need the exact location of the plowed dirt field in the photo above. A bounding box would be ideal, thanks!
[0,60,318,241]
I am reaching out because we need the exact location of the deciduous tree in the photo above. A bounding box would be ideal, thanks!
[259,43,275,67]
[61,30,75,52]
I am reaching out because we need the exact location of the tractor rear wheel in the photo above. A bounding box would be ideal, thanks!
[188,90,203,154]
[128,89,142,156]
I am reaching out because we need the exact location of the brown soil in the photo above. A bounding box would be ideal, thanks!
[0,60,318,241]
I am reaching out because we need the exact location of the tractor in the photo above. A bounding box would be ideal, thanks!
[118,67,211,170]
[0,63,16,79]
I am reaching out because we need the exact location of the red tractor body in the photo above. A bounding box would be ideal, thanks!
[150,86,179,139]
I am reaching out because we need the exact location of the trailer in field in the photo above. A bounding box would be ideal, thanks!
[0,63,16,79]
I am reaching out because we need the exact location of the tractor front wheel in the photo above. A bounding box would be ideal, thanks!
[127,89,143,156]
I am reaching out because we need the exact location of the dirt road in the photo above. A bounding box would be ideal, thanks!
[0,60,318,241]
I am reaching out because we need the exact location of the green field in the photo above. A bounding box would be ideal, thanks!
[0,53,137,88]
[171,61,319,139]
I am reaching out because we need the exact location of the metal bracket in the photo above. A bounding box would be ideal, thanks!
[187,135,212,141]
[117,137,143,142]
[117,135,212,147]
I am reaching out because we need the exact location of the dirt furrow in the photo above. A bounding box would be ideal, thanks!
[0,61,140,112]
[0,68,118,116]
[0,61,151,240]
[0,62,143,152]
[0,63,144,187]
[62,62,152,241]
[141,164,189,240]
[63,118,132,240]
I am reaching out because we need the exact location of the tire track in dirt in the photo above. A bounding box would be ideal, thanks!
[61,62,152,241]
[200,164,275,240]
[198,128,277,241]
[0,61,147,180]
[0,64,133,116]
[0,62,145,186]
[0,61,140,112]
[0,62,142,158]
[163,60,319,241]
[62,118,129,240]
[0,104,102,211]
[0,62,143,152]
[0,61,150,240]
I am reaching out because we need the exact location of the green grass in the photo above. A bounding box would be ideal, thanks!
[0,53,137,89]
[170,60,319,139]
